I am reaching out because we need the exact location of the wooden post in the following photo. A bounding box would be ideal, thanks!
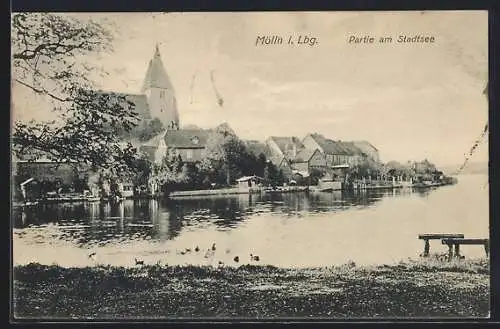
[484,240,490,257]
[423,239,430,257]
[454,244,461,259]
[447,244,453,261]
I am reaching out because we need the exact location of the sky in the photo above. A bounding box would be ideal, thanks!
[11,11,488,167]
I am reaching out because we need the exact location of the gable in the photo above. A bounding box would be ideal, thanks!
[292,148,315,163]
[267,136,304,160]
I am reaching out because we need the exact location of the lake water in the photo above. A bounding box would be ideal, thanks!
[12,174,489,268]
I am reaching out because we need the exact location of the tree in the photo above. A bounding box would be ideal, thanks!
[264,161,284,187]
[142,118,165,141]
[347,157,382,180]
[384,160,405,178]
[11,13,140,172]
[155,148,184,185]
[257,153,267,177]
[121,118,165,142]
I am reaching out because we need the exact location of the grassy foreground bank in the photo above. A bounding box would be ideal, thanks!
[13,258,489,319]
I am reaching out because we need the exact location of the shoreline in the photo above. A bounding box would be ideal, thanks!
[13,181,456,207]
[13,258,489,319]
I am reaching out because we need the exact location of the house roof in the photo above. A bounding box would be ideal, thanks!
[142,131,167,147]
[340,141,365,156]
[309,134,350,155]
[292,148,318,163]
[266,153,288,168]
[308,134,375,156]
[352,140,379,153]
[236,175,265,182]
[268,136,304,159]
[141,45,175,92]
[164,129,212,149]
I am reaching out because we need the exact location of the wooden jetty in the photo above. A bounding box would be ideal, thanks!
[418,233,465,257]
[169,187,260,198]
[418,233,489,261]
[442,238,490,260]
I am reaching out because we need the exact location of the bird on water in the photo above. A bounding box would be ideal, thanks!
[211,243,216,251]
[135,258,144,265]
[250,254,260,261]
[204,249,215,259]
[195,246,200,252]
[233,256,239,263]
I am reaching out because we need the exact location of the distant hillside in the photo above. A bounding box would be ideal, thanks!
[441,161,488,175]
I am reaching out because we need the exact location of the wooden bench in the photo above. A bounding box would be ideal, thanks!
[441,238,489,260]
[418,233,464,257]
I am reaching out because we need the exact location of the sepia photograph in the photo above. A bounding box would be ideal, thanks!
[11,10,489,319]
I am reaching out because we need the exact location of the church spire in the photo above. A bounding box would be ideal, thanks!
[154,43,160,57]
[140,44,180,129]
[141,44,175,93]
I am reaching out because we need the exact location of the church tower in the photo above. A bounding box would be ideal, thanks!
[141,44,180,129]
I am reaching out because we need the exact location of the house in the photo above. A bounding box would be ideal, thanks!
[12,156,88,187]
[165,129,212,162]
[11,154,94,199]
[140,128,211,163]
[338,141,365,166]
[301,134,380,166]
[266,136,304,161]
[302,133,353,167]
[290,148,327,173]
[267,154,294,179]
[351,140,380,163]
[265,136,332,179]
[236,175,265,192]
[139,123,235,164]
[265,136,306,178]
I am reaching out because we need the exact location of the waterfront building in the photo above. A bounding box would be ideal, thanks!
[302,133,379,167]
[290,148,328,173]
[266,136,304,162]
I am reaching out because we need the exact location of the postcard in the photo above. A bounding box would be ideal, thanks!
[11,11,489,320]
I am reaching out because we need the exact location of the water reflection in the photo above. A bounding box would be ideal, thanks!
[11,188,438,244]
[12,176,489,268]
